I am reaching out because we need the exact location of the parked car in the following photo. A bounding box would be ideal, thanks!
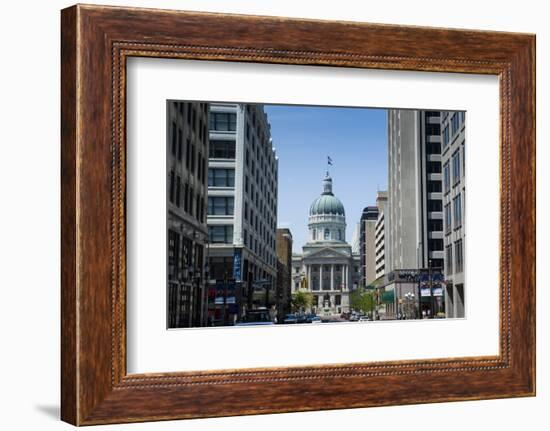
[283,314,298,324]
[296,313,309,324]
[309,316,322,324]
[358,316,370,322]
[235,309,275,326]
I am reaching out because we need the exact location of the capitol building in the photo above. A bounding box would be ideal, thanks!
[292,173,361,317]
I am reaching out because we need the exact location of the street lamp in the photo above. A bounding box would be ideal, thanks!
[404,291,416,320]
[202,261,210,327]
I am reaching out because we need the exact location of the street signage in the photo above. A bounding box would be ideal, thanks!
[233,249,242,281]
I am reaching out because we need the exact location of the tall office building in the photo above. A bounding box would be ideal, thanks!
[359,206,379,287]
[387,109,444,272]
[167,100,209,328]
[374,191,389,280]
[206,103,278,325]
[442,111,466,318]
[385,109,444,317]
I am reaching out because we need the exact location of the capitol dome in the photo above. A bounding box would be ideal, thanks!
[309,192,345,217]
[307,173,347,243]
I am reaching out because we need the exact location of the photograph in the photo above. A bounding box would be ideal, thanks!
[166,101,466,328]
[49,2,536,426]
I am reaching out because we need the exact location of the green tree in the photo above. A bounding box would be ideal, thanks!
[349,287,375,315]
[291,290,313,313]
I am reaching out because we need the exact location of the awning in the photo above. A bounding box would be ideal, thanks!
[381,291,395,304]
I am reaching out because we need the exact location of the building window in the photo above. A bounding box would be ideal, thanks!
[177,129,183,161]
[209,140,236,159]
[189,187,194,217]
[453,194,462,228]
[428,239,443,251]
[455,239,464,273]
[208,256,233,280]
[197,153,202,182]
[324,228,330,240]
[175,176,181,207]
[209,112,236,131]
[443,125,450,149]
[312,229,316,240]
[183,183,189,212]
[425,123,441,136]
[190,144,196,174]
[208,196,234,215]
[451,112,461,135]
[335,295,341,306]
[452,150,461,185]
[445,244,453,275]
[168,229,180,278]
[169,170,175,203]
[428,180,442,193]
[443,162,450,193]
[208,168,235,187]
[337,229,342,240]
[444,203,452,234]
[427,161,442,173]
[171,122,177,156]
[427,200,442,212]
[185,138,191,168]
[195,192,201,219]
[428,219,443,232]
[208,225,233,243]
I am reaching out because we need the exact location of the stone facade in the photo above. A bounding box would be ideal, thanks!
[206,103,278,325]
[441,111,466,318]
[166,100,209,328]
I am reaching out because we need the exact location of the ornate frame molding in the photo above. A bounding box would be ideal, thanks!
[61,5,535,425]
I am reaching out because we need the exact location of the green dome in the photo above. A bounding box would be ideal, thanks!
[309,194,346,216]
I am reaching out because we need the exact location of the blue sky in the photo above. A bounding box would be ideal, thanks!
[264,105,388,253]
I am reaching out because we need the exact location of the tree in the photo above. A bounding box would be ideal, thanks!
[349,287,375,315]
[291,290,313,313]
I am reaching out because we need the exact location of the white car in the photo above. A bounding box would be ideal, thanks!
[358,316,371,322]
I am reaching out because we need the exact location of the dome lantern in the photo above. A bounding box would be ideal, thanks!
[322,173,333,195]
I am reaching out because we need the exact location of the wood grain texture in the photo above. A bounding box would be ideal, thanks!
[60,4,536,425]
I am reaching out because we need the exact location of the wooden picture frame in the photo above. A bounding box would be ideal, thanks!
[61,4,535,425]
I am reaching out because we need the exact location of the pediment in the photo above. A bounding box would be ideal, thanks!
[303,246,351,260]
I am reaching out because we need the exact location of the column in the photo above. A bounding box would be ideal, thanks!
[307,265,311,290]
[319,265,323,291]
[344,265,348,290]
[330,264,334,290]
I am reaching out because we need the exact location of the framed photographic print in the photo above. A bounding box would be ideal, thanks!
[61,4,535,425]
